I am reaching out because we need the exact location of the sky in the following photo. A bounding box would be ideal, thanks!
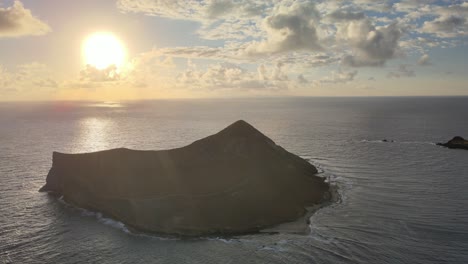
[0,0,467,101]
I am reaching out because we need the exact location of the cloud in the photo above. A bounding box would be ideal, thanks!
[259,62,289,82]
[0,65,13,91]
[319,69,358,84]
[387,64,415,78]
[116,0,464,68]
[340,21,403,67]
[244,2,323,56]
[297,74,308,84]
[69,63,138,89]
[116,0,466,49]
[417,54,432,66]
[205,0,266,19]
[68,50,178,90]
[120,0,328,58]
[0,1,50,38]
[118,0,268,42]
[197,19,264,40]
[177,62,290,91]
[117,0,267,21]
[285,53,340,68]
[393,0,436,12]
[157,46,234,60]
[0,62,58,95]
[79,65,120,82]
[33,78,58,88]
[354,0,393,12]
[206,0,235,19]
[421,15,467,37]
[116,0,204,20]
[326,10,365,22]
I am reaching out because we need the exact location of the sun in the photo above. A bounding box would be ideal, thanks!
[82,32,126,70]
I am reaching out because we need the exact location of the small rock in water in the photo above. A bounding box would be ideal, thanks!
[436,136,468,150]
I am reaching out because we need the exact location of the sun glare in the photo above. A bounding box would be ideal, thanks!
[83,32,126,70]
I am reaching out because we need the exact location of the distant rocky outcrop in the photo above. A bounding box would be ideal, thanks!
[40,120,330,236]
[437,136,468,150]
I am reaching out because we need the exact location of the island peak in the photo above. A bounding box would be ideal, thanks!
[213,120,270,141]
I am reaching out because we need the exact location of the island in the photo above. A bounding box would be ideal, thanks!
[39,120,330,236]
[436,136,468,150]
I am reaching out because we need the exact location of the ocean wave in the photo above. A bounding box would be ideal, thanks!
[78,209,180,241]
[206,237,246,244]
[71,208,131,234]
[56,196,133,235]
[360,139,387,143]
[310,160,350,199]
[56,196,259,242]
[360,139,434,145]
[94,213,130,234]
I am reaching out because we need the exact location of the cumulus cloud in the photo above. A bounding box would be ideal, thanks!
[245,2,323,56]
[340,21,403,67]
[421,15,467,37]
[0,1,50,38]
[417,54,432,66]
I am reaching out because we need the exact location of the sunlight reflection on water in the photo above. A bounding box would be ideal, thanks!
[86,101,124,108]
[73,117,114,153]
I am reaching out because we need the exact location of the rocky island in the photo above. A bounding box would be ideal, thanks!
[437,136,468,150]
[40,120,330,236]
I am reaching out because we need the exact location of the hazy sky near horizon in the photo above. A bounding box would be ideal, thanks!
[0,0,467,101]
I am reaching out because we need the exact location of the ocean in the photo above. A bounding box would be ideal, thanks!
[1,97,467,263]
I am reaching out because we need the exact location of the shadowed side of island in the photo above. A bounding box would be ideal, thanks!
[40,120,329,236]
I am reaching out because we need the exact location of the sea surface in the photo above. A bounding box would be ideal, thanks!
[1,97,467,264]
